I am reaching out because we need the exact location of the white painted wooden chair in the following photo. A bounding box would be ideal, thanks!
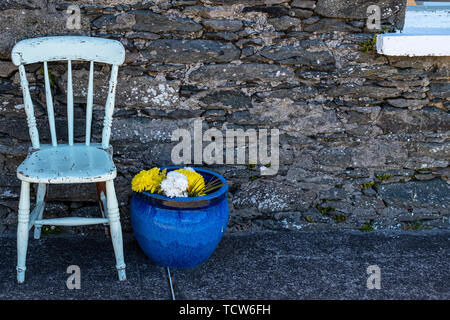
[11,36,126,283]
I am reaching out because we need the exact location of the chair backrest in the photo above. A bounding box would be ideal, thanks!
[11,36,125,149]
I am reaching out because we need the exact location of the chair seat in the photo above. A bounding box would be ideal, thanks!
[17,143,117,183]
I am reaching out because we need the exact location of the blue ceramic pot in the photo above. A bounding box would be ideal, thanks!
[130,167,229,269]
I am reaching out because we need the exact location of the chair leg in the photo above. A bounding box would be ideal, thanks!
[105,180,126,281]
[33,183,47,240]
[17,181,31,283]
[96,182,111,238]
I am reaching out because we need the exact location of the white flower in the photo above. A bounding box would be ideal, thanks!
[160,171,189,198]
[183,167,195,172]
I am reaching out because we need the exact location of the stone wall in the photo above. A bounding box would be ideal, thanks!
[0,0,449,235]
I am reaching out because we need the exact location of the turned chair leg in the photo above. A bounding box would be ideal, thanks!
[17,181,30,283]
[33,183,47,240]
[105,180,126,281]
[96,182,111,237]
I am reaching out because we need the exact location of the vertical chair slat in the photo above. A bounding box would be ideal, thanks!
[67,60,74,146]
[18,65,40,149]
[85,61,94,146]
[86,61,94,146]
[43,61,57,147]
[102,65,118,149]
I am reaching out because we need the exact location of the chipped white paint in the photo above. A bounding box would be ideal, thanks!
[98,190,110,237]
[11,36,125,66]
[33,183,47,239]
[27,201,45,231]
[85,61,94,146]
[102,65,119,149]
[12,36,126,283]
[67,60,74,145]
[43,62,57,147]
[17,144,117,183]
[16,181,30,283]
[18,65,39,149]
[34,217,109,226]
[106,180,126,281]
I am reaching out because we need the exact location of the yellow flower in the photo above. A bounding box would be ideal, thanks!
[131,168,166,193]
[175,168,206,196]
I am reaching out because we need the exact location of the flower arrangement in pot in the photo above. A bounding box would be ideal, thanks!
[130,166,229,269]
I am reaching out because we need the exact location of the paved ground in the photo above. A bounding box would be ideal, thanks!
[0,230,449,300]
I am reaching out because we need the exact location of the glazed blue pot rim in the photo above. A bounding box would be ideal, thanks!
[139,166,228,202]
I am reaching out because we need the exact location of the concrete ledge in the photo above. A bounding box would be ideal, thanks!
[377,30,450,56]
[378,5,450,57]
